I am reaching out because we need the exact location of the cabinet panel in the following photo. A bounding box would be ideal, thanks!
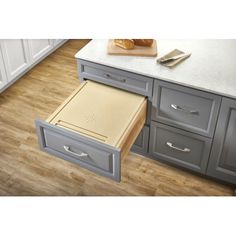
[207,98,236,185]
[53,39,65,46]
[131,125,149,154]
[149,122,212,173]
[0,49,7,90]
[152,80,221,137]
[0,39,30,81]
[27,39,53,63]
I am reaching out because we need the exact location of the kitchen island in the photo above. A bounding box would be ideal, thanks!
[74,39,236,185]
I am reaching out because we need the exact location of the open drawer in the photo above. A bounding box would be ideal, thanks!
[36,81,147,181]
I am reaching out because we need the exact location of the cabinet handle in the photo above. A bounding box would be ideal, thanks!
[104,73,126,83]
[166,142,191,153]
[63,145,88,158]
[170,104,199,115]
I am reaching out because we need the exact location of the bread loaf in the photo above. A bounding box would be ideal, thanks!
[114,39,134,50]
[133,39,153,47]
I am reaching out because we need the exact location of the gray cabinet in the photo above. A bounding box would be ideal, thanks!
[152,80,221,137]
[207,98,236,185]
[36,120,121,181]
[149,122,212,173]
[131,125,149,154]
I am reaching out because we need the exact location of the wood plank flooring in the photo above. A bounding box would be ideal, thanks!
[0,39,234,196]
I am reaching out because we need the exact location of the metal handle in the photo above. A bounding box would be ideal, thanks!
[104,73,126,83]
[166,142,191,153]
[63,145,88,158]
[171,104,199,115]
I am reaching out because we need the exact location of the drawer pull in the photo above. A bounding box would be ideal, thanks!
[63,145,88,158]
[166,142,191,153]
[104,73,126,83]
[171,104,199,115]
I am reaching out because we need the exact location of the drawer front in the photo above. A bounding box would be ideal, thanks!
[36,120,121,181]
[78,59,153,98]
[149,122,212,173]
[152,80,221,137]
[131,125,149,154]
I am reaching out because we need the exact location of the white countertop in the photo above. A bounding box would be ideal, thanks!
[75,39,236,99]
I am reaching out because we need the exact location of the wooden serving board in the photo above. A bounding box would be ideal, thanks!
[107,39,157,57]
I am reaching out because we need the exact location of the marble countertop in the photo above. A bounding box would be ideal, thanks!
[75,39,236,99]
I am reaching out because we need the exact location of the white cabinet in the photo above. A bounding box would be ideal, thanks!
[27,39,54,63]
[0,39,30,82]
[0,49,7,90]
[53,39,65,47]
[0,39,66,93]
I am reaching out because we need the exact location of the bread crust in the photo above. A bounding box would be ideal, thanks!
[133,39,153,47]
[114,39,134,50]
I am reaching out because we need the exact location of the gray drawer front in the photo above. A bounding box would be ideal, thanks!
[36,119,121,181]
[149,122,212,173]
[152,80,221,137]
[131,125,149,154]
[78,59,153,98]
[44,129,113,172]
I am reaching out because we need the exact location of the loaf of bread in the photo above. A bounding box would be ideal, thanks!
[113,39,135,50]
[133,39,154,47]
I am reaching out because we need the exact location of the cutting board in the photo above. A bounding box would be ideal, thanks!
[107,39,157,57]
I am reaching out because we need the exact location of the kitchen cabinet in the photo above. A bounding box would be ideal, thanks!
[149,122,212,173]
[35,40,236,185]
[0,49,7,90]
[0,39,30,82]
[27,39,53,63]
[207,98,236,185]
[0,39,67,93]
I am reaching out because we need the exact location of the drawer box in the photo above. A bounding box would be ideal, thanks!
[131,125,149,154]
[36,81,147,181]
[152,80,221,137]
[78,59,153,98]
[149,122,212,173]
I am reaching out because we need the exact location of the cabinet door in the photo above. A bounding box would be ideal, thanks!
[0,39,30,82]
[0,49,8,91]
[27,39,53,63]
[53,39,65,46]
[207,98,236,185]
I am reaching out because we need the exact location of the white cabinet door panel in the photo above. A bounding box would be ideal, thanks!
[0,49,8,90]
[0,39,30,82]
[27,39,53,63]
[53,39,65,46]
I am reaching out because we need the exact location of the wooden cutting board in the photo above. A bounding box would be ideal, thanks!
[48,81,146,147]
[107,39,158,57]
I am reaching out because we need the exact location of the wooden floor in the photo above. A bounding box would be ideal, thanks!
[0,40,234,196]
